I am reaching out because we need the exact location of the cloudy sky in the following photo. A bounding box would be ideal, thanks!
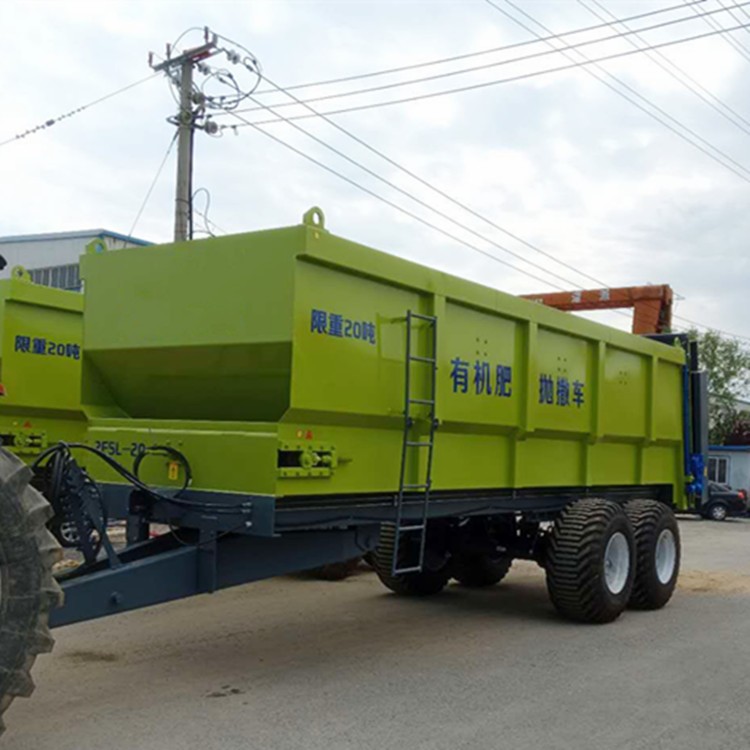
[1,0,749,338]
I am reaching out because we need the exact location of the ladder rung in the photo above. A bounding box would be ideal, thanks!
[409,312,437,322]
[403,483,430,490]
[406,441,432,448]
[398,524,426,532]
[409,355,436,364]
[394,565,423,575]
[408,397,435,405]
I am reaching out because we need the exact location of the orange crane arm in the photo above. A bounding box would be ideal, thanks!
[521,284,673,334]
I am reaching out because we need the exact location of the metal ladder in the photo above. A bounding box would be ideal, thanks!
[392,310,438,576]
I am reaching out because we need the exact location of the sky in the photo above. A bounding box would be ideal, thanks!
[1,0,749,338]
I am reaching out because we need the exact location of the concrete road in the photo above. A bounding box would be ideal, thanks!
[5,518,750,750]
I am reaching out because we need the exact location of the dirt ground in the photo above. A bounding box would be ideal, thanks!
[5,517,750,750]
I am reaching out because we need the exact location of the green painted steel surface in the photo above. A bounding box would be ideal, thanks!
[0,270,85,454]
[79,209,687,507]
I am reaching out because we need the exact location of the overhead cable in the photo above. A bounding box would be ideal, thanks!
[259,73,608,288]
[128,131,179,237]
[251,0,709,96]
[581,0,750,136]
[223,3,750,118]
[482,1,750,183]
[0,74,159,149]
[684,0,750,59]
[226,108,571,290]
[219,19,750,188]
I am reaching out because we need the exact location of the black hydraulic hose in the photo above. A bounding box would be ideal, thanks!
[32,442,245,515]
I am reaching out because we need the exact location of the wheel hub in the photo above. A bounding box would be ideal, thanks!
[655,528,677,584]
[604,531,630,595]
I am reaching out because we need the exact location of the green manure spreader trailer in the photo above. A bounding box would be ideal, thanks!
[0,268,85,453]
[0,208,707,732]
[0,268,91,556]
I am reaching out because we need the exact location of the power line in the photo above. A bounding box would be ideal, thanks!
[483,1,750,183]
[581,0,750,136]
[718,0,750,32]
[227,101,750,342]
[250,110,750,343]
[491,0,750,339]
[225,109,570,290]
[259,73,608,289]
[224,3,749,118]
[716,0,750,46]
[684,0,750,60]
[251,0,709,97]
[260,73,690,328]
[221,20,750,187]
[730,0,750,29]
[205,32,750,343]
[253,77,666,325]
[128,131,179,237]
[673,312,750,342]
[0,74,159,149]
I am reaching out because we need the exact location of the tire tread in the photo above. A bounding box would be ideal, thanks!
[624,499,679,610]
[546,499,634,624]
[372,524,448,596]
[0,450,62,736]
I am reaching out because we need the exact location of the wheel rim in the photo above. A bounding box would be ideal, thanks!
[604,531,630,595]
[59,521,80,545]
[711,505,727,521]
[655,528,677,584]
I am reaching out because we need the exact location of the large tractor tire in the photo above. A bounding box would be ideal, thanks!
[0,450,63,735]
[452,553,512,588]
[373,524,449,596]
[546,498,635,624]
[624,500,680,610]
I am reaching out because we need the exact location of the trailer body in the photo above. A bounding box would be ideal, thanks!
[0,270,85,454]
[78,210,690,509]
[27,208,700,633]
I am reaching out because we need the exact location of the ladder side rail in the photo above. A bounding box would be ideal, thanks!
[391,310,414,572]
[415,316,438,570]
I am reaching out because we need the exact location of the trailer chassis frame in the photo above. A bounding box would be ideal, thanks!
[50,481,673,628]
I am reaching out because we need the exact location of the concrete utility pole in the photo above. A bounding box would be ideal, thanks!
[173,60,195,243]
[150,30,219,242]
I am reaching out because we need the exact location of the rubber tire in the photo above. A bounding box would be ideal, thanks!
[706,503,728,522]
[372,524,449,596]
[452,553,512,587]
[546,498,635,624]
[0,450,63,736]
[624,500,680,610]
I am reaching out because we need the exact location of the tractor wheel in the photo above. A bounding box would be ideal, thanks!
[546,498,635,624]
[0,450,63,735]
[452,553,512,587]
[624,500,680,610]
[372,524,449,596]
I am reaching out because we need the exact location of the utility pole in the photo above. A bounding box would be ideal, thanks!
[174,60,194,243]
[150,30,220,242]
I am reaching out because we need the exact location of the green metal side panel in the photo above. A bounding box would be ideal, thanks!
[79,210,687,507]
[0,274,85,454]
[81,418,278,495]
[80,228,299,421]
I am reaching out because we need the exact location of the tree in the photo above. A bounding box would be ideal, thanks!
[688,329,750,445]
[725,416,750,446]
